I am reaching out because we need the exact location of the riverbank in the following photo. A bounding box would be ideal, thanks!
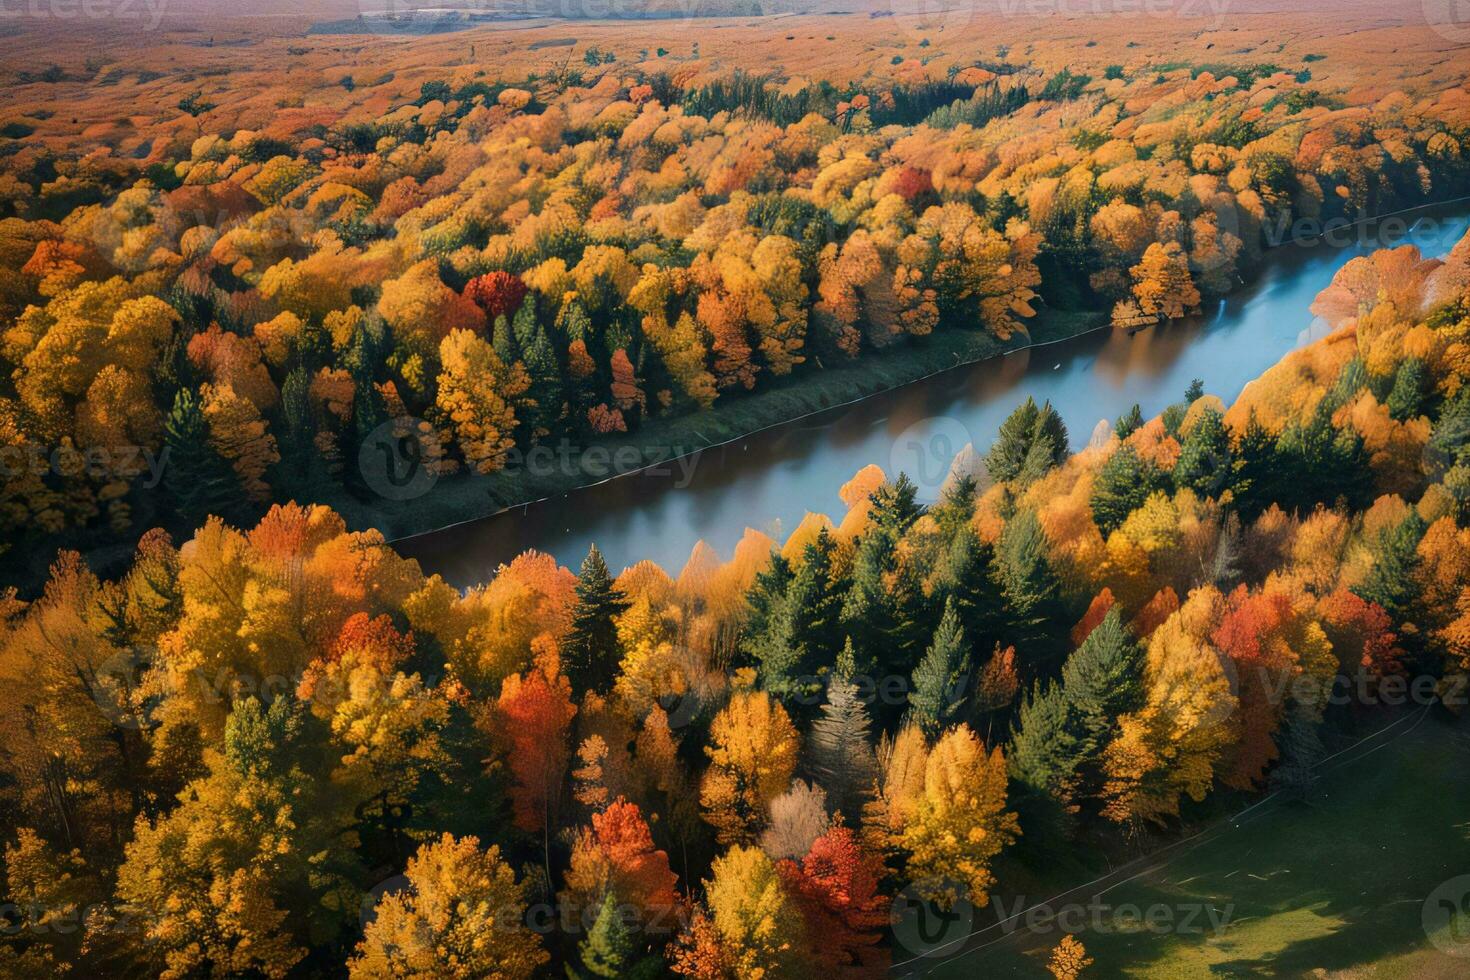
[329,306,1108,547]
[395,202,1470,584]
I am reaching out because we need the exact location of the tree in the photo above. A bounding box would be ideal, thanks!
[436,328,530,474]
[350,833,548,980]
[465,270,529,321]
[162,387,244,526]
[987,397,1070,486]
[778,825,887,974]
[700,690,800,845]
[199,382,280,504]
[565,545,631,697]
[1130,241,1200,319]
[1102,589,1236,826]
[564,798,679,925]
[804,670,878,823]
[1355,512,1427,623]
[900,725,1018,909]
[1007,680,1080,844]
[909,597,972,735]
[759,781,831,860]
[1058,609,1144,808]
[492,657,577,875]
[1091,444,1165,535]
[117,697,361,980]
[1115,403,1144,439]
[1174,407,1233,498]
[513,300,564,438]
[668,903,732,980]
[841,527,925,686]
[995,509,1069,672]
[1048,934,1093,979]
[932,527,1009,655]
[573,891,662,979]
[705,845,809,978]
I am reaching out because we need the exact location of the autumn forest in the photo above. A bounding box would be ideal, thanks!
[4,0,1470,977]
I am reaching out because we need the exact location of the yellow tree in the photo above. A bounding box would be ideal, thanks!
[200,382,280,503]
[1102,587,1236,825]
[436,328,530,474]
[700,690,800,845]
[704,844,809,979]
[1048,934,1093,979]
[350,833,548,980]
[898,724,1018,909]
[1129,242,1200,320]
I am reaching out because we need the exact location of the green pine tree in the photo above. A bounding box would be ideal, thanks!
[995,509,1069,674]
[564,545,630,697]
[1058,607,1143,806]
[275,366,320,496]
[1114,403,1144,440]
[869,473,924,532]
[514,300,565,437]
[162,387,242,528]
[571,892,647,979]
[1354,511,1426,622]
[1386,357,1429,421]
[909,597,972,736]
[1173,407,1233,498]
[930,474,978,540]
[492,313,521,367]
[1090,444,1164,535]
[987,397,1070,486]
[1006,680,1079,847]
[933,527,1009,655]
[1227,410,1282,520]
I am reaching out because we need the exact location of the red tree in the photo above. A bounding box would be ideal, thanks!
[565,797,679,922]
[1319,588,1403,681]
[777,826,888,976]
[492,657,577,839]
[465,271,529,320]
[1071,587,1117,648]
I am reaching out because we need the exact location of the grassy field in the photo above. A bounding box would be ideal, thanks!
[906,712,1470,979]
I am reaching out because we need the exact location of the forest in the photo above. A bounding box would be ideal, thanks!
[3,40,1470,573]
[5,2,1470,976]
[3,201,1470,975]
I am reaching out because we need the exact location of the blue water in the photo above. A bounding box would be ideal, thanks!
[400,207,1470,585]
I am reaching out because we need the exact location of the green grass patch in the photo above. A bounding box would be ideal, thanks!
[916,714,1470,978]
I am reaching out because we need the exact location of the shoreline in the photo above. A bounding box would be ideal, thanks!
[374,195,1470,560]
[7,197,1470,593]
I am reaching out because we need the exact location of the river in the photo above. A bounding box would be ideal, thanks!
[398,206,1470,587]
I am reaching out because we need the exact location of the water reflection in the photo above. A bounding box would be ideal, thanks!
[399,208,1470,587]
